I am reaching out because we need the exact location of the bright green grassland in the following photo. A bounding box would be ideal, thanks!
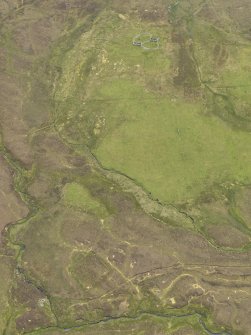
[52,14,251,205]
[63,182,107,216]
[93,79,251,204]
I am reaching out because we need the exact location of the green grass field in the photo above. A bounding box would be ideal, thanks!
[63,182,108,217]
[50,13,251,205]
[92,79,251,204]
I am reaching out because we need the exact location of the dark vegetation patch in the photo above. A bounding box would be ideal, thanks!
[207,92,251,131]
[213,43,229,67]
[13,276,56,332]
[173,41,201,97]
[206,223,250,249]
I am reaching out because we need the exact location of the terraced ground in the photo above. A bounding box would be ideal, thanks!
[0,0,251,334]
